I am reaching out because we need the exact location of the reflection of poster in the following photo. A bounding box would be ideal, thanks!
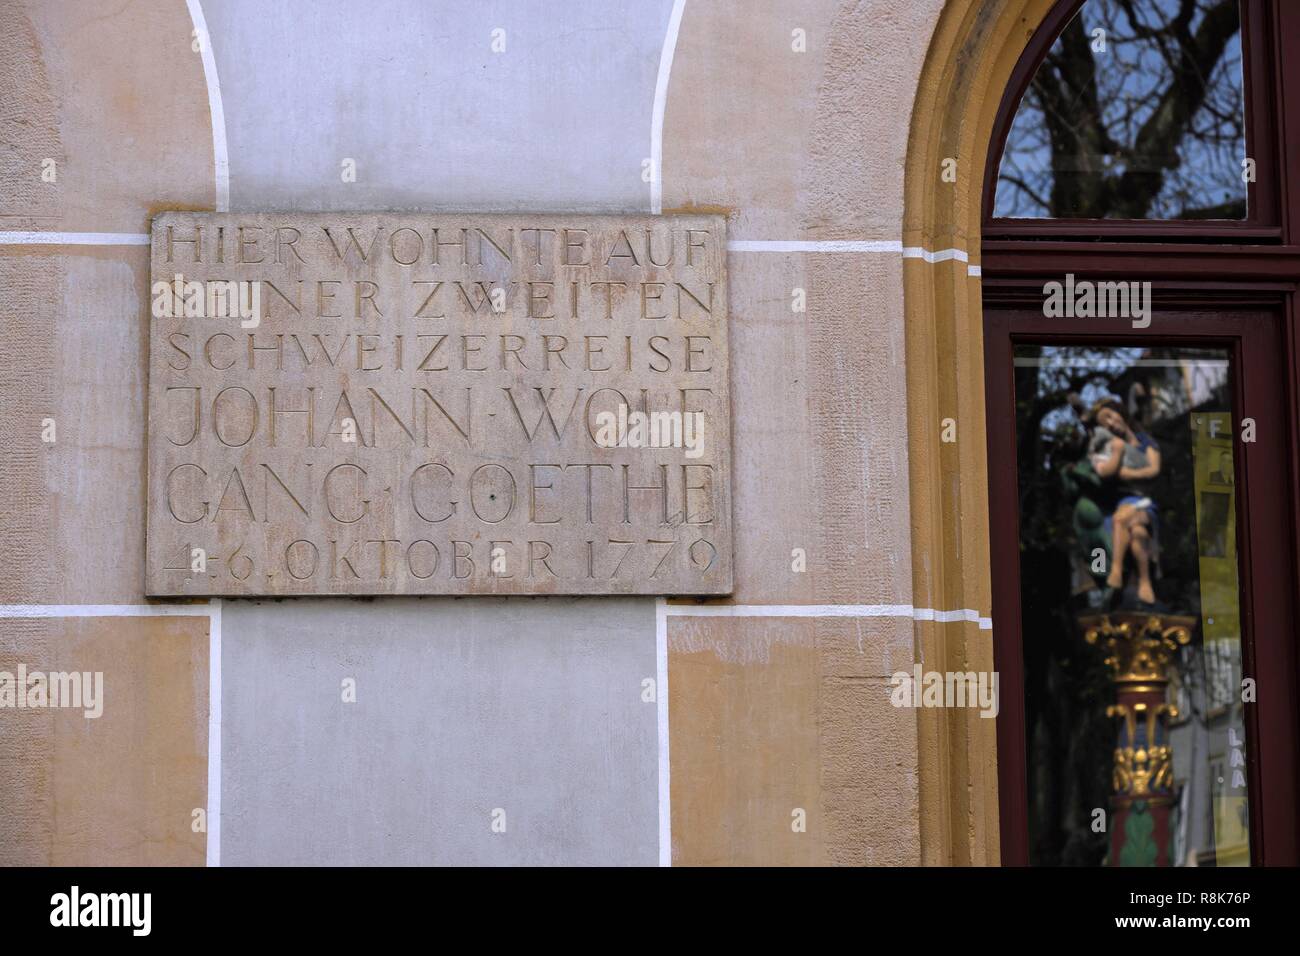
[1192,413,1239,643]
[1207,449,1235,486]
[1191,412,1248,866]
[1215,798,1250,866]
[1198,492,1230,557]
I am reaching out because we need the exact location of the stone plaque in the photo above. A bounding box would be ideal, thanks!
[146,213,732,596]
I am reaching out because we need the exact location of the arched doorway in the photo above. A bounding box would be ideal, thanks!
[902,0,1300,865]
[981,0,1300,866]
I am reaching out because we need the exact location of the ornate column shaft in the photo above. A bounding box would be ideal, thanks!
[1081,613,1195,867]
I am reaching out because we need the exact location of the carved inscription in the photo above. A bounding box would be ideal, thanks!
[146,213,732,596]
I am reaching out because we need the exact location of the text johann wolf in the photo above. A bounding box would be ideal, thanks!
[1043,273,1152,328]
[0,665,103,718]
[152,273,261,328]
[889,667,999,719]
[594,404,705,458]
[50,887,150,936]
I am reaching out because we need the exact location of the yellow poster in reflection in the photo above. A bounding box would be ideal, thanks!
[1191,411,1248,866]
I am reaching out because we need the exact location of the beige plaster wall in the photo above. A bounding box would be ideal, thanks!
[0,0,1020,866]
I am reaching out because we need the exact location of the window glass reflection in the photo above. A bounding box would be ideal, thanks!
[1014,345,1250,865]
[995,0,1247,220]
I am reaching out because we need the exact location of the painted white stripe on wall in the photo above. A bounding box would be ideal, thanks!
[185,0,231,212]
[0,603,213,617]
[651,0,686,867]
[729,239,904,253]
[206,599,222,867]
[650,0,687,215]
[664,603,992,630]
[903,245,968,264]
[655,596,671,866]
[0,232,149,246]
[726,239,981,277]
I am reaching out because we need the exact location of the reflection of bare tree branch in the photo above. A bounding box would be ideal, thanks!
[998,0,1245,219]
[1037,14,1117,215]
[1002,173,1054,211]
[1114,0,1240,216]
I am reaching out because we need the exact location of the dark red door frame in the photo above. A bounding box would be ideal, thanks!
[980,0,1300,866]
[983,300,1300,866]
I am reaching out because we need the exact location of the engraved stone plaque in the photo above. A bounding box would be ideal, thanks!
[146,213,732,596]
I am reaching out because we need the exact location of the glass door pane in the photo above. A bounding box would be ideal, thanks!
[1012,344,1250,865]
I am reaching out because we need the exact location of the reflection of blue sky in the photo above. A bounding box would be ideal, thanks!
[1021,346,1230,446]
[996,0,1246,218]
[1027,346,1144,438]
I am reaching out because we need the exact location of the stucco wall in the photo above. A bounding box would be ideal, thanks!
[221,598,657,866]
[0,0,984,866]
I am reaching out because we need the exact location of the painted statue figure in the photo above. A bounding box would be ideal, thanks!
[1089,399,1163,605]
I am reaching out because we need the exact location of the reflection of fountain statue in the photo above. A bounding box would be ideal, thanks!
[1060,395,1165,608]
[1080,612,1196,866]
[1058,393,1114,598]
[1060,453,1112,591]
[1090,400,1162,606]
[1021,351,1242,866]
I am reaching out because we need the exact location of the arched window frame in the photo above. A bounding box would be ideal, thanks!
[979,0,1300,866]
[983,0,1284,243]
